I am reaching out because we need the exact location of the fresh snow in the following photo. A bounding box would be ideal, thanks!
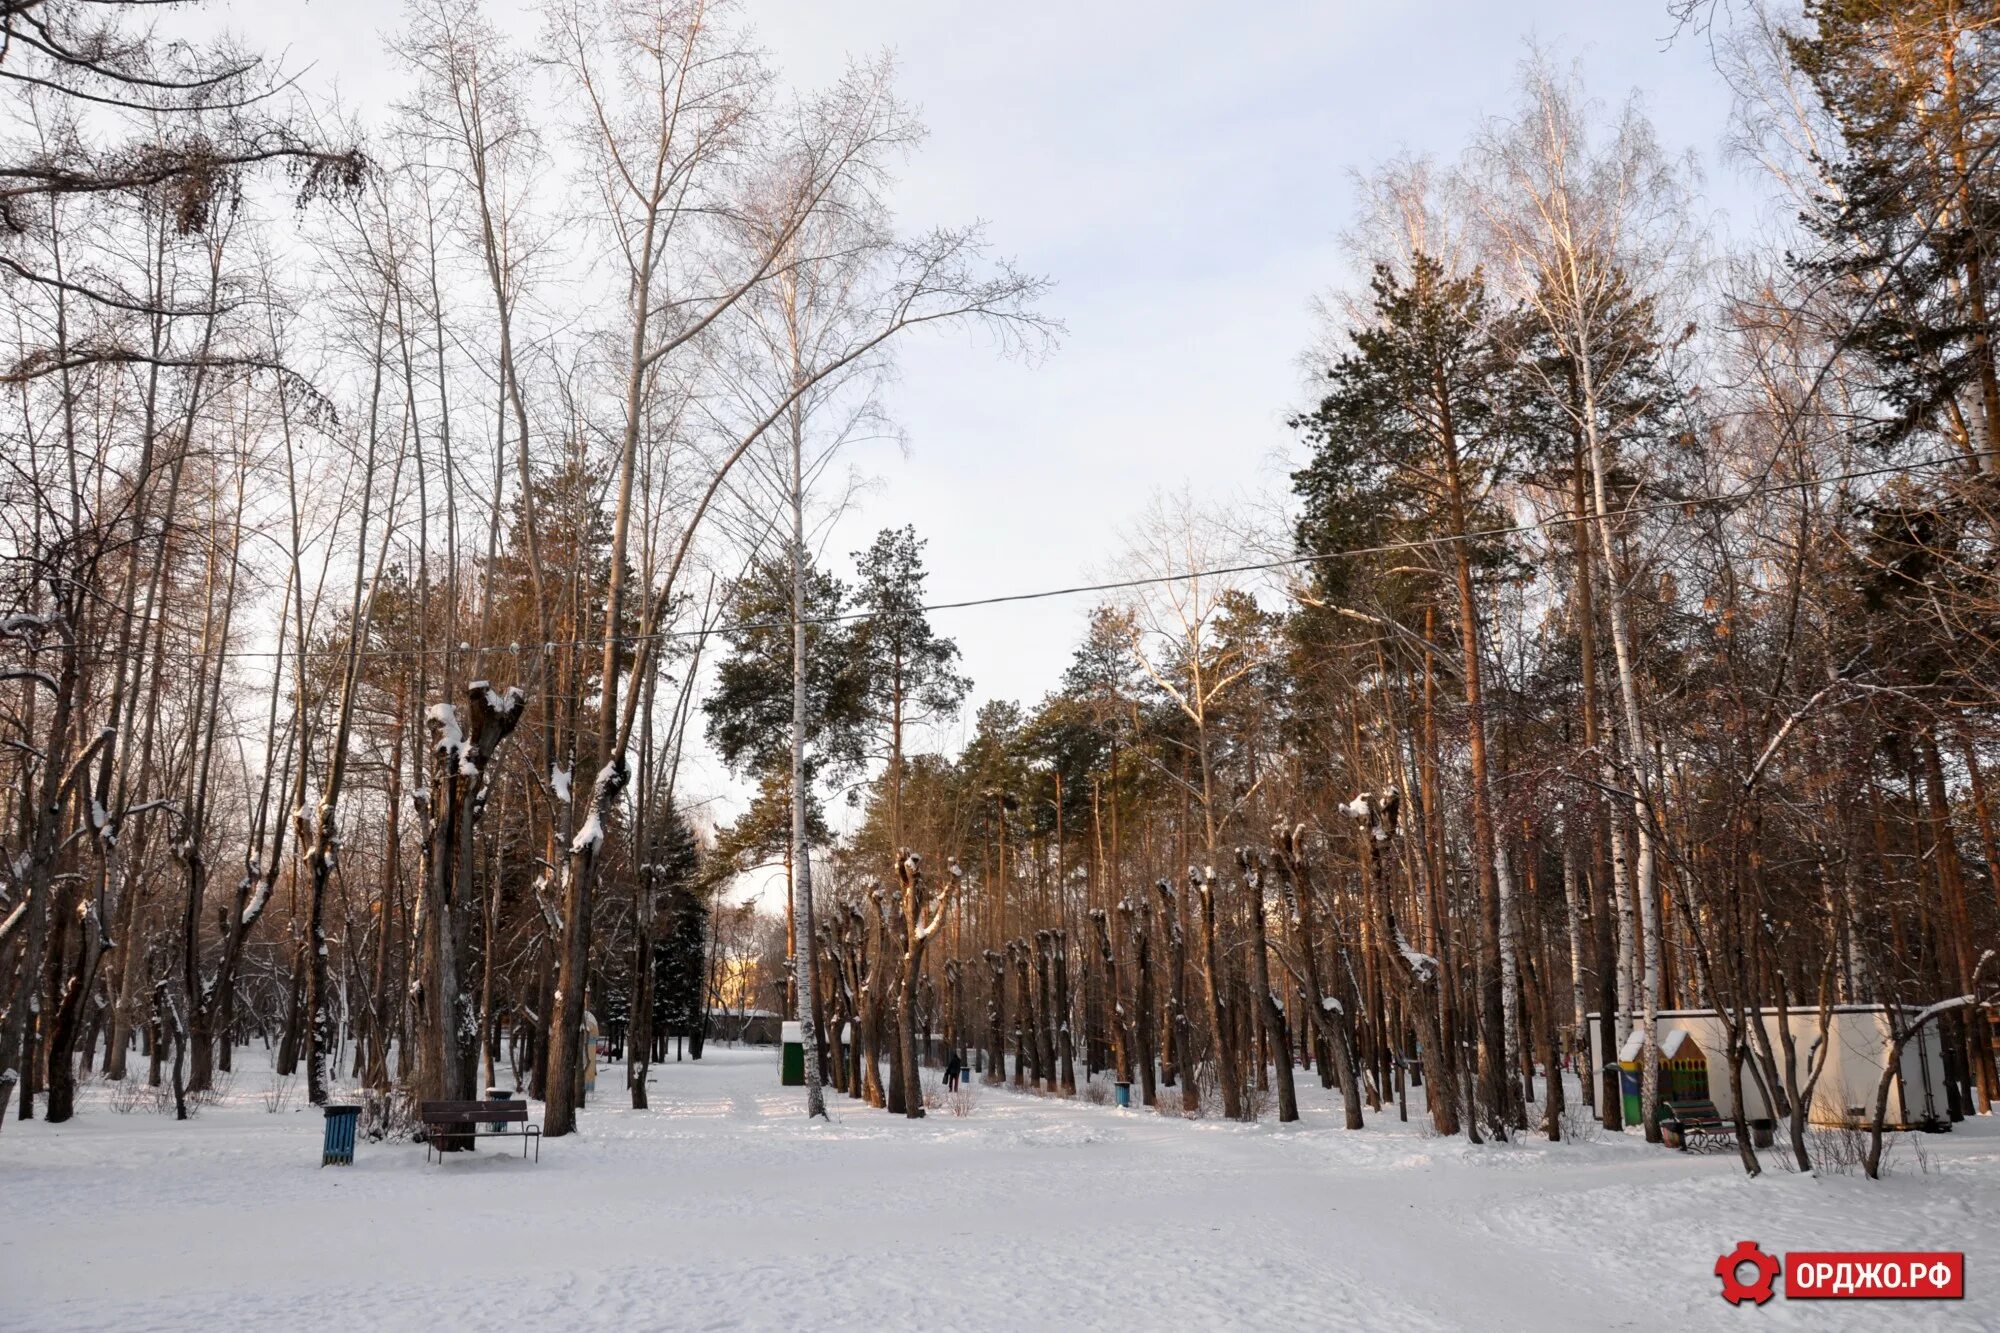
[568,763,624,852]
[3,1050,1996,1330]
[239,874,272,927]
[428,703,463,756]
[0,667,59,693]
[479,683,524,718]
[0,611,54,642]
[1392,918,1438,984]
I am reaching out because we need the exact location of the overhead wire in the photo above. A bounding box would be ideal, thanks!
[125,445,1994,667]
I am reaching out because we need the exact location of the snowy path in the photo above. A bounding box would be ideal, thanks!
[3,1049,1994,1331]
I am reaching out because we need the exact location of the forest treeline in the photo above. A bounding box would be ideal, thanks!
[2,0,1997,1183]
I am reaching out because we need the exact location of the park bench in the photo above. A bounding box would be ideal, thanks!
[1663,1098,1737,1152]
[419,1099,541,1163]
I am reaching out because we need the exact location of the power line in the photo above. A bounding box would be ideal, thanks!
[129,446,1993,666]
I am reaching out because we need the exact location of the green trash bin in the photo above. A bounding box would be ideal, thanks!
[781,1020,805,1087]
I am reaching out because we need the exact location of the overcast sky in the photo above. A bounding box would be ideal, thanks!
[205,2,1756,854]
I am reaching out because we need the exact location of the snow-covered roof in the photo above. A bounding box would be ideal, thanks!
[1613,1026,1701,1063]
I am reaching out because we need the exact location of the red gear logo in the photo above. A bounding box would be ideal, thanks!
[1716,1240,1781,1306]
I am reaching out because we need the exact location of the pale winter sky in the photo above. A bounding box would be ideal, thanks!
[208,1,1754,860]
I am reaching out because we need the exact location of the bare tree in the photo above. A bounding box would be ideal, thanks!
[1470,54,1696,1141]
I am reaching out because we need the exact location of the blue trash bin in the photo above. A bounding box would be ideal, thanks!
[1113,1081,1132,1108]
[486,1087,520,1132]
[322,1103,361,1166]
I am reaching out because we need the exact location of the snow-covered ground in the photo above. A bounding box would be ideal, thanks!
[3,1048,1994,1331]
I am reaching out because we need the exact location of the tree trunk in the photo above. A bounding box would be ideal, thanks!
[983,949,1006,1085]
[1190,868,1243,1119]
[1245,855,1298,1123]
[1091,910,1129,1084]
[1155,879,1200,1115]
[1127,895,1157,1106]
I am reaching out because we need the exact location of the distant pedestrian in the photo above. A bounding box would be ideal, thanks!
[944,1050,963,1092]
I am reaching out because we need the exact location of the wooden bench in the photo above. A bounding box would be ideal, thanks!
[1663,1098,1737,1152]
[419,1099,541,1163]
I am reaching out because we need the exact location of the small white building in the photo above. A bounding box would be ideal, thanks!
[1586,1005,1955,1130]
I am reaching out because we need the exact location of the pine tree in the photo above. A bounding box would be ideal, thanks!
[650,812,707,1058]
[706,553,862,1018]
[1789,0,2000,469]
[1291,253,1523,1137]
[850,527,970,852]
[705,554,865,787]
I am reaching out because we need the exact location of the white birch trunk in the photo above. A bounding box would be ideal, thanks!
[1560,840,1591,1102]
[1577,341,1661,1134]
[1496,837,1522,1119]
[790,388,827,1119]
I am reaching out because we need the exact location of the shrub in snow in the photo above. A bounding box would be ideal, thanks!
[189,1072,233,1110]
[263,1076,297,1115]
[1810,1114,1897,1177]
[1558,1099,1599,1144]
[362,1087,421,1142]
[105,1080,171,1115]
